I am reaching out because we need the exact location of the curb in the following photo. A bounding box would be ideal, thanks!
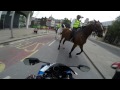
[83,51,106,79]
[88,38,120,50]
[0,32,55,45]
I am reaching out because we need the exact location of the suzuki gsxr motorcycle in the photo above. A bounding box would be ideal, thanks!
[23,58,90,79]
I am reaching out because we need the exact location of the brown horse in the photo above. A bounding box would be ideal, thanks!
[58,20,104,58]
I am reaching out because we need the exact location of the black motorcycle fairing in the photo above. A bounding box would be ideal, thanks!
[43,63,75,79]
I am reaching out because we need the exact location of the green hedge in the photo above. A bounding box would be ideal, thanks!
[32,25,41,28]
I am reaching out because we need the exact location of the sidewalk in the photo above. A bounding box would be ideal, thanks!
[90,36,120,50]
[84,40,120,79]
[0,28,55,44]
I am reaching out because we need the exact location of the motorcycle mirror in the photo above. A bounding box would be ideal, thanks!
[77,65,90,72]
[111,62,120,70]
[23,58,40,66]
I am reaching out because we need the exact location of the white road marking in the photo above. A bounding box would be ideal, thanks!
[9,35,44,45]
[3,76,11,79]
[74,72,78,75]
[10,41,33,49]
[27,35,43,40]
[9,34,52,46]
[10,40,25,44]
[25,43,40,52]
[24,34,48,41]
[48,40,56,46]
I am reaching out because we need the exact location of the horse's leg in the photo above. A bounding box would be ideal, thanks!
[55,32,57,39]
[56,33,58,39]
[62,39,66,49]
[63,39,66,44]
[76,45,83,55]
[58,36,64,50]
[69,44,77,58]
[55,29,58,39]
[58,34,61,39]
[55,30,57,39]
[56,32,59,39]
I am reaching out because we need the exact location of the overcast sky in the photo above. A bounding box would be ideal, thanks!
[32,11,120,22]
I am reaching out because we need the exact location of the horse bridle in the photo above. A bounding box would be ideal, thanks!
[92,21,103,34]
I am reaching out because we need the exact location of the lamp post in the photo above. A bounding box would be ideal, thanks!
[10,11,15,38]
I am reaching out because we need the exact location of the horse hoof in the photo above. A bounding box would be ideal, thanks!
[58,48,60,50]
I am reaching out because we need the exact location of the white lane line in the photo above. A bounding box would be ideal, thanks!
[48,40,56,46]
[3,76,11,79]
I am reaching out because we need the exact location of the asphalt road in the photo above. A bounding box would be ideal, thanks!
[0,34,103,79]
[89,38,120,58]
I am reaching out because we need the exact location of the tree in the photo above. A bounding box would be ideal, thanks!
[40,17,47,26]
[62,18,71,28]
[19,15,26,27]
[104,16,120,45]
[62,18,71,24]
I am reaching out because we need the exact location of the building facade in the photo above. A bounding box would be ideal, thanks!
[46,15,55,28]
[0,11,33,29]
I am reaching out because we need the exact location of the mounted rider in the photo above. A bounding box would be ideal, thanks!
[57,22,61,29]
[70,15,83,41]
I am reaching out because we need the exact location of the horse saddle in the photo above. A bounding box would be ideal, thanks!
[71,27,84,41]
[70,28,81,41]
